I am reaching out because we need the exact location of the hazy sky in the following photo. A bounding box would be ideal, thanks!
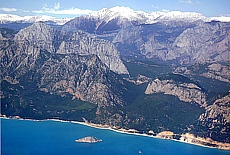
[0,0,229,18]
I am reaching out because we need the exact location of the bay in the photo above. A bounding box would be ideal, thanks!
[1,118,229,155]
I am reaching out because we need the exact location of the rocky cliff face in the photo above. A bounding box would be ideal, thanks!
[145,78,207,107]
[57,30,128,74]
[200,63,230,83]
[113,21,230,66]
[172,21,230,64]
[174,62,230,84]
[13,22,56,53]
[198,93,230,142]
[113,23,189,59]
[36,54,126,109]
[199,94,230,124]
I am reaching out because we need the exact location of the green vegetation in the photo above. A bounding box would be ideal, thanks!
[1,80,97,121]
[122,93,204,133]
[122,57,172,79]
[184,63,230,105]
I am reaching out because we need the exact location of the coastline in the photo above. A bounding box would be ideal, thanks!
[1,115,230,150]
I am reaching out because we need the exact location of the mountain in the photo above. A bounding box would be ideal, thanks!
[62,6,230,34]
[2,22,128,74]
[1,22,130,114]
[0,14,72,25]
[113,21,230,66]
[62,7,206,34]
[1,7,230,148]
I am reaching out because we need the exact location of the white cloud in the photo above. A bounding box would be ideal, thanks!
[0,7,17,12]
[32,10,44,14]
[54,2,61,10]
[151,5,159,9]
[180,0,193,4]
[22,10,29,13]
[45,8,94,15]
[33,2,94,16]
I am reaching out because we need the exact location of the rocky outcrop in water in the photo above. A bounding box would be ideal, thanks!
[75,136,102,143]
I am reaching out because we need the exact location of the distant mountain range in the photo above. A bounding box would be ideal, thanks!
[1,6,230,26]
[0,14,72,25]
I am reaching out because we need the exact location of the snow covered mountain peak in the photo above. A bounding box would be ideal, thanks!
[90,6,148,21]
[148,11,206,23]
[109,6,146,17]
[89,6,209,24]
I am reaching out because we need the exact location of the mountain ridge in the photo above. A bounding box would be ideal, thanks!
[1,6,230,27]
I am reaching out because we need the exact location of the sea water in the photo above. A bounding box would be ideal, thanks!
[1,118,229,155]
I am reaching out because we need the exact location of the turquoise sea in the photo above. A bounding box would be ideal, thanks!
[1,118,229,155]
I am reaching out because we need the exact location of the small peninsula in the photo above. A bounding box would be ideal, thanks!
[75,136,102,143]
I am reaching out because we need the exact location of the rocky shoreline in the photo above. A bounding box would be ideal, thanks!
[80,119,230,150]
[1,115,230,150]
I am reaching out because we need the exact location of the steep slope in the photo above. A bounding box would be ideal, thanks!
[172,21,230,64]
[57,30,128,74]
[145,78,207,107]
[14,22,57,52]
[113,23,191,58]
[0,22,129,113]
[197,93,230,143]
[174,62,230,84]
[1,22,128,75]
[35,54,126,109]
[173,62,230,100]
[114,21,230,66]
[61,6,148,34]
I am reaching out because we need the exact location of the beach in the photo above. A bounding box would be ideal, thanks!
[1,115,229,150]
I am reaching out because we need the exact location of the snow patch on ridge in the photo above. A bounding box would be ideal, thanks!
[208,16,230,22]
